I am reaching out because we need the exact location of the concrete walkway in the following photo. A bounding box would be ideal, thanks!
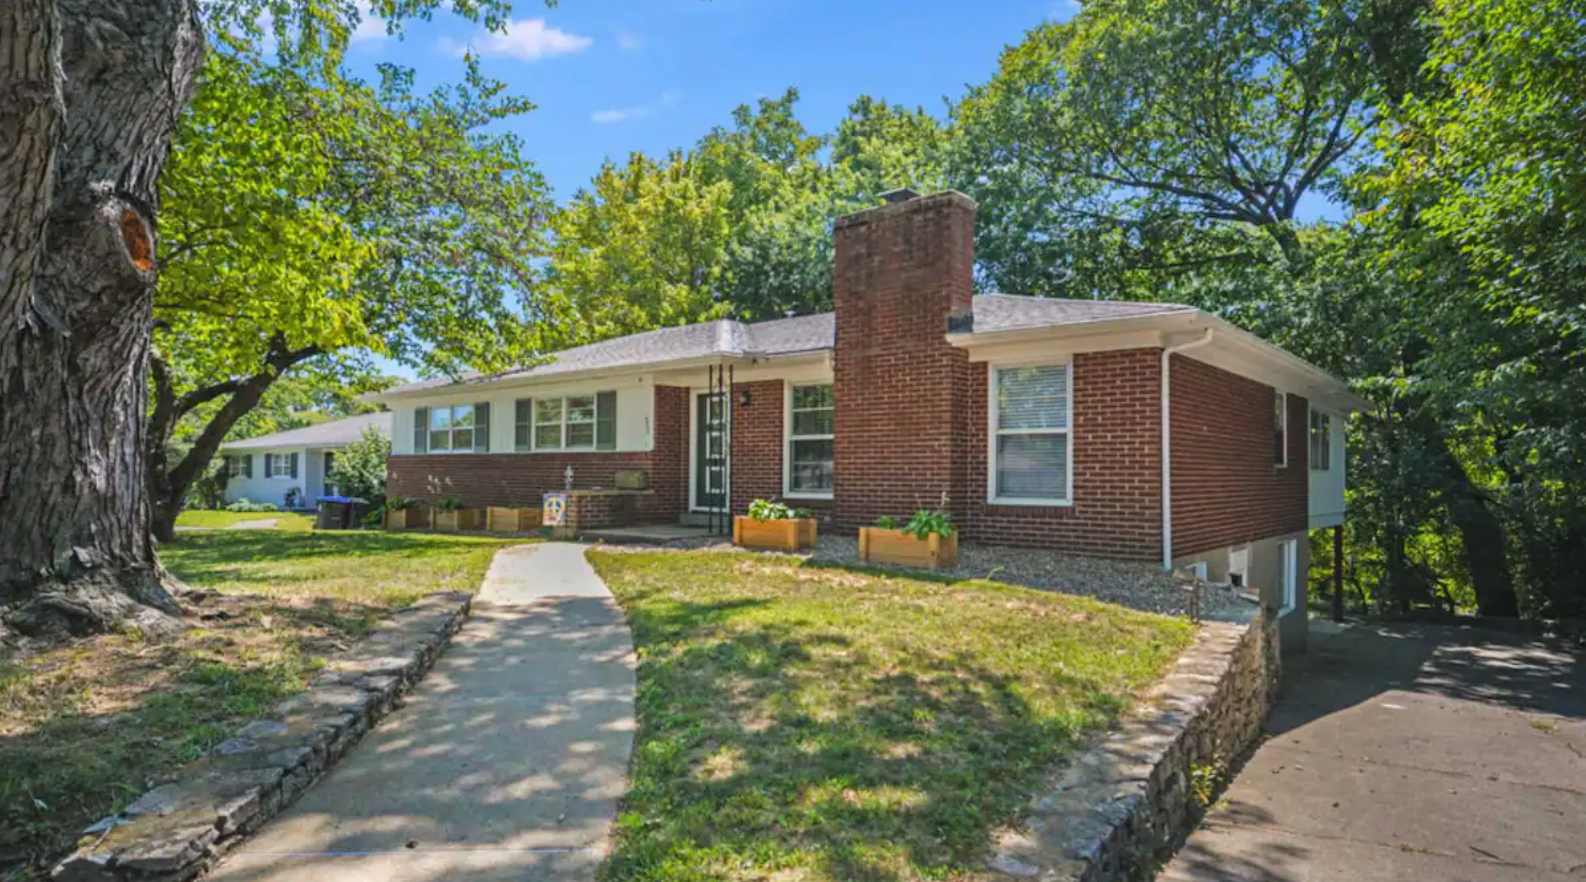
[210,543,635,882]
[1160,621,1586,882]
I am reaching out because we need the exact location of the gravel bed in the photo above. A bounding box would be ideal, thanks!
[591,533,1254,620]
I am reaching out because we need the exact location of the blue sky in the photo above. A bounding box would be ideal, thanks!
[343,0,1073,200]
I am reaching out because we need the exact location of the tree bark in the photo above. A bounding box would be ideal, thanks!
[146,342,320,542]
[0,0,204,636]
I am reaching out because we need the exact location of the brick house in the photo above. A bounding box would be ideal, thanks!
[377,191,1362,650]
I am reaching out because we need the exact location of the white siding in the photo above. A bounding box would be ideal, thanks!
[1308,409,1347,528]
[390,375,655,456]
[222,446,339,508]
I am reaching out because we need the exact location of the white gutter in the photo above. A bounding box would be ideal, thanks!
[1161,328,1215,571]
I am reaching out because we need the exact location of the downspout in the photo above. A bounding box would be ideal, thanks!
[1161,328,1215,571]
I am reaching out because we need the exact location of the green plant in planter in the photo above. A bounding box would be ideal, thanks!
[874,514,901,530]
[435,496,465,513]
[747,498,801,521]
[902,507,955,540]
[385,496,418,511]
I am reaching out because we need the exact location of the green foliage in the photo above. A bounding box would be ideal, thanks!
[902,507,956,540]
[746,499,810,521]
[873,515,901,530]
[328,426,391,501]
[225,498,280,513]
[435,496,464,512]
[384,496,418,511]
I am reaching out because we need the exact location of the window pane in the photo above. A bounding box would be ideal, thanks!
[535,424,562,449]
[792,384,832,410]
[996,433,1068,499]
[535,398,562,425]
[452,427,474,451]
[792,408,833,436]
[567,422,594,448]
[452,405,474,429]
[430,408,451,430]
[790,439,834,492]
[566,396,595,423]
[430,430,451,451]
[997,366,1068,430]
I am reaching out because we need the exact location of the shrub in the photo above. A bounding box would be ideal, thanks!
[329,425,391,501]
[225,498,279,513]
[747,499,812,521]
[435,496,464,512]
[385,496,418,511]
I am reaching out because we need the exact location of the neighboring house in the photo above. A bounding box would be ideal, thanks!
[219,412,392,509]
[375,191,1365,650]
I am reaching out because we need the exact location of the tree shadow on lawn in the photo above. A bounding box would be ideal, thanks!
[605,589,1131,882]
[160,530,512,588]
[0,593,385,878]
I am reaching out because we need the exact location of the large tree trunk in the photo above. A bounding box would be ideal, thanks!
[0,0,204,637]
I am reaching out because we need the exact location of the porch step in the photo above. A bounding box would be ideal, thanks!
[678,512,718,527]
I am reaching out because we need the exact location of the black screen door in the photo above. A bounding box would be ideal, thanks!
[695,393,726,509]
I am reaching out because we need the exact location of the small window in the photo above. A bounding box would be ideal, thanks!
[1309,409,1332,471]
[1273,391,1288,468]
[427,404,488,452]
[263,452,298,479]
[786,384,834,496]
[533,392,618,451]
[991,364,1072,503]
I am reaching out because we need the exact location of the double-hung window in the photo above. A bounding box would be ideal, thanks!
[412,403,490,453]
[990,364,1072,504]
[1309,408,1332,471]
[264,452,298,479]
[530,392,617,451]
[785,384,834,497]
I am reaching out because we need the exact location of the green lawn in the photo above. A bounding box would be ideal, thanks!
[588,550,1196,882]
[173,509,316,531]
[1,529,522,880]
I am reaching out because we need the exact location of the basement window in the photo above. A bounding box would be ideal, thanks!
[988,362,1072,505]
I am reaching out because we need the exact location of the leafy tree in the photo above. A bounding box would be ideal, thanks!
[328,425,392,501]
[0,0,532,636]
[146,46,549,542]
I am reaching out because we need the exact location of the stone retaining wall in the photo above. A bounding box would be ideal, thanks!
[986,608,1281,881]
[52,592,473,882]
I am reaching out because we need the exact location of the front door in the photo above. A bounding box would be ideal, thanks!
[694,393,726,510]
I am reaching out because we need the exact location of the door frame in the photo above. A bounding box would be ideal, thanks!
[688,388,728,512]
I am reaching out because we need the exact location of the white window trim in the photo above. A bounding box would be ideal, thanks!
[986,361,1074,507]
[531,393,611,453]
[783,382,834,500]
[1274,390,1289,469]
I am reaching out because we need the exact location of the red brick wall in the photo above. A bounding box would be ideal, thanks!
[832,192,976,529]
[728,380,786,513]
[385,385,690,522]
[1169,354,1308,556]
[960,348,1164,559]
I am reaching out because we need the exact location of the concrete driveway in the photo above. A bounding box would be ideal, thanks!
[1160,621,1586,882]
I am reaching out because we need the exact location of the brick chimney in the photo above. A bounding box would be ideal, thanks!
[831,190,977,528]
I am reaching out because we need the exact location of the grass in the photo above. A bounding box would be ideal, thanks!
[174,509,316,531]
[0,528,522,879]
[588,550,1196,882]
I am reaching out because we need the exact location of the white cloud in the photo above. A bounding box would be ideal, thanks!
[590,90,681,125]
[442,17,593,61]
[350,10,388,43]
[616,30,643,51]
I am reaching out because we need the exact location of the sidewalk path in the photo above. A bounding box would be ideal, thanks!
[209,542,635,882]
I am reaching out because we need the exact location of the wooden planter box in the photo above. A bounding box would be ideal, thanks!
[384,508,429,530]
[733,516,818,552]
[486,506,541,533]
[433,508,484,532]
[858,527,958,569]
